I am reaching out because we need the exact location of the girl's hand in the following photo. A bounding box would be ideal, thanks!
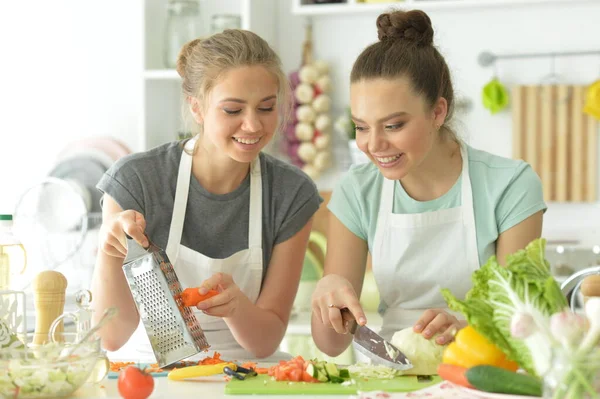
[194,273,249,318]
[99,210,148,258]
[413,309,466,345]
[311,274,367,335]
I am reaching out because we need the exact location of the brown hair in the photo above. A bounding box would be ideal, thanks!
[176,29,291,151]
[350,9,456,140]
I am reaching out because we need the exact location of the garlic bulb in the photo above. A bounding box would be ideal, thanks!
[316,76,332,93]
[296,105,316,124]
[299,65,319,84]
[314,134,331,150]
[295,123,315,141]
[295,83,315,104]
[298,142,317,162]
[312,95,331,113]
[315,114,332,132]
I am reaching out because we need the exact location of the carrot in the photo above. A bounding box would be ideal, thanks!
[180,288,219,307]
[241,361,257,370]
[437,363,475,389]
[198,351,225,365]
[109,361,135,372]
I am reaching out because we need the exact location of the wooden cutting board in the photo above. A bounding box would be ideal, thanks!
[511,84,599,202]
[225,374,441,395]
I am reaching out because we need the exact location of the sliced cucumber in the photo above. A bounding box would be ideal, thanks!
[339,369,350,379]
[324,362,340,378]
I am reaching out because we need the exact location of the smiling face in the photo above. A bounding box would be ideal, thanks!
[350,77,447,180]
[193,65,280,164]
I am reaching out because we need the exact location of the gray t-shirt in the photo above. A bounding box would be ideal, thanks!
[96,141,322,280]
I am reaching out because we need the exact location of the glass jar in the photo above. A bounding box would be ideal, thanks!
[543,348,600,399]
[210,14,241,35]
[163,0,201,69]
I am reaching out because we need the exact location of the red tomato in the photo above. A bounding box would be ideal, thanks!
[117,366,154,399]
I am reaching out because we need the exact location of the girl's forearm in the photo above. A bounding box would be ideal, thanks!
[224,297,289,359]
[90,252,139,351]
[311,313,353,357]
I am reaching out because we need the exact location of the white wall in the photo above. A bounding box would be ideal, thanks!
[276,0,600,246]
[1,1,599,246]
[0,1,142,214]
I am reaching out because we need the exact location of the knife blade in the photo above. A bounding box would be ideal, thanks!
[344,311,413,371]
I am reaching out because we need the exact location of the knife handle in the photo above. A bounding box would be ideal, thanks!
[340,308,359,334]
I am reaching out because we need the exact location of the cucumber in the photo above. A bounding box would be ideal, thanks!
[316,370,328,382]
[466,366,542,397]
[324,362,340,378]
[339,369,350,379]
[306,363,317,378]
[329,376,345,384]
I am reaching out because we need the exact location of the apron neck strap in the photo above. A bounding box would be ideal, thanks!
[248,157,262,248]
[166,138,263,261]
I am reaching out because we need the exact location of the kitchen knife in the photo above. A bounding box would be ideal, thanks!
[342,309,413,371]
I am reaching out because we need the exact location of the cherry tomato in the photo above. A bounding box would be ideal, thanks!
[117,366,154,399]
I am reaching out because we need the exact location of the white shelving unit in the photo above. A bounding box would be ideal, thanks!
[141,0,276,151]
[292,0,597,16]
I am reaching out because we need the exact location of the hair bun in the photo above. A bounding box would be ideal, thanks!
[376,10,434,46]
[176,38,202,78]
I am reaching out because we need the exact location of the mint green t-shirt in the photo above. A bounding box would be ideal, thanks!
[328,145,547,266]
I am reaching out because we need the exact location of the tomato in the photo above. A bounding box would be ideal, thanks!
[117,366,155,399]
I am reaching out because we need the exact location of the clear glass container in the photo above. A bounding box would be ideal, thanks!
[210,14,241,35]
[0,214,27,291]
[163,0,201,69]
[543,348,600,399]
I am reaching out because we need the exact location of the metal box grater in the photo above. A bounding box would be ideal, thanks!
[122,238,210,367]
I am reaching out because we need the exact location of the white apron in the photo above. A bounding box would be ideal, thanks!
[372,143,480,340]
[131,138,290,362]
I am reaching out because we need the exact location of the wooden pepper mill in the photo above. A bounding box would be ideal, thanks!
[32,270,68,344]
[581,274,600,304]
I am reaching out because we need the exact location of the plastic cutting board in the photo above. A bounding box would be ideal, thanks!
[225,374,441,395]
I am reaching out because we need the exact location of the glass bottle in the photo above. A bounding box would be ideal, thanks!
[0,215,26,291]
[163,0,201,69]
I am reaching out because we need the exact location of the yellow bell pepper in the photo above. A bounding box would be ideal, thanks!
[442,325,518,371]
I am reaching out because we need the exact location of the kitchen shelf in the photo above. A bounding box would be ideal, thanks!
[144,69,181,80]
[292,0,597,16]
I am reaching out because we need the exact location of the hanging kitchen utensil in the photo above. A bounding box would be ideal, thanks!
[122,236,209,368]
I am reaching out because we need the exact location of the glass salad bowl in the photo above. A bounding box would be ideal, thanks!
[0,331,105,398]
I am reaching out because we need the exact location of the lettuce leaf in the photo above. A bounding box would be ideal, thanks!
[441,238,568,377]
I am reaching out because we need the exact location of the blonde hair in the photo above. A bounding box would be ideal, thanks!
[176,29,291,152]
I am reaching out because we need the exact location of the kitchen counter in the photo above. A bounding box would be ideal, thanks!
[71,377,494,399]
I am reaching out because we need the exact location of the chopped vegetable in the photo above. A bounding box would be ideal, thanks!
[198,352,225,365]
[347,363,403,379]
